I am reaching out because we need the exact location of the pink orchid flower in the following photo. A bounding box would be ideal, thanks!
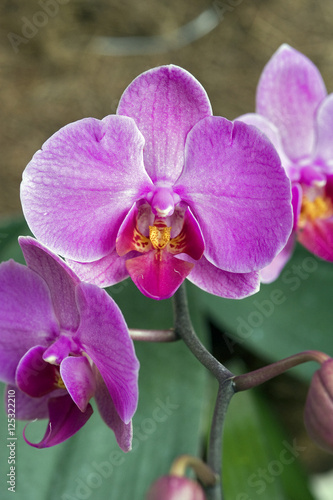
[21,65,292,298]
[0,237,139,450]
[238,44,333,282]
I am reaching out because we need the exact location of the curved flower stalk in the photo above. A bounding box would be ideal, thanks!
[0,237,139,450]
[21,65,292,300]
[232,350,333,454]
[238,44,333,282]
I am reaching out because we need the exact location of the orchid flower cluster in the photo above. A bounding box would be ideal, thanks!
[238,44,333,282]
[1,44,333,499]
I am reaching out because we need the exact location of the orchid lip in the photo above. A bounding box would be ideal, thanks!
[122,205,205,299]
[149,223,171,250]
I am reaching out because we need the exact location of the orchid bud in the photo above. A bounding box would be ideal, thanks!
[146,476,206,500]
[304,358,333,453]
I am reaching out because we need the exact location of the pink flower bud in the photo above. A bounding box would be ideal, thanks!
[146,476,206,500]
[304,358,333,453]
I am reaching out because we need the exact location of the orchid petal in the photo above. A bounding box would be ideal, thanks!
[260,184,300,283]
[6,384,50,420]
[313,94,333,170]
[260,233,296,283]
[117,65,212,183]
[188,257,260,299]
[256,44,327,161]
[175,116,293,273]
[19,237,80,331]
[297,218,333,261]
[168,206,205,260]
[94,370,133,452]
[0,260,59,385]
[126,251,194,300]
[60,356,96,412]
[74,281,139,424]
[326,174,333,200]
[291,183,302,230]
[23,395,93,448]
[21,115,152,262]
[236,113,292,175]
[116,202,152,256]
[67,250,129,288]
[16,345,61,398]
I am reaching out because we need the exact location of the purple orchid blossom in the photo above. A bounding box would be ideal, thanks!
[21,65,292,300]
[237,44,333,282]
[0,236,139,451]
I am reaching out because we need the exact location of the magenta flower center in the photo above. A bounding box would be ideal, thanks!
[115,188,206,299]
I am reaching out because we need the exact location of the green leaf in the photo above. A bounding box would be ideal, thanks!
[192,244,333,381]
[0,216,31,263]
[223,370,315,500]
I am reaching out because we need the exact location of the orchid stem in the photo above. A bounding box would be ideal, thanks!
[173,284,232,381]
[205,380,235,500]
[172,283,235,500]
[233,350,330,392]
[172,285,331,500]
[129,328,178,342]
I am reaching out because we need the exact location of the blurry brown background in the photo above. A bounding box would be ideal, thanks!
[1,0,332,218]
